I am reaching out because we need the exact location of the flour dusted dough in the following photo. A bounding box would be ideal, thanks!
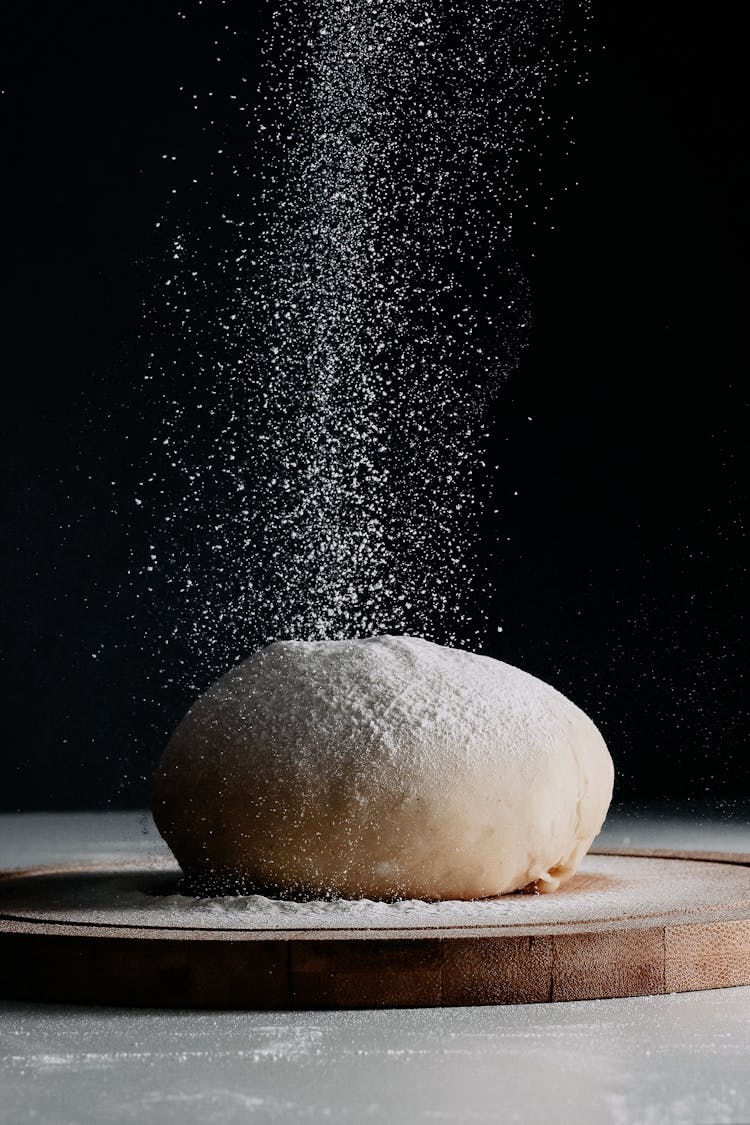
[153,636,614,899]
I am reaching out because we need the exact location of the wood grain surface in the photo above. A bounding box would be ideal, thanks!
[1,851,748,1008]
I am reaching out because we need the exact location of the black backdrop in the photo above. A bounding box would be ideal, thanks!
[2,1,747,809]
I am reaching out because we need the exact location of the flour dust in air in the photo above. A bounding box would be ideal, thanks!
[136,0,591,689]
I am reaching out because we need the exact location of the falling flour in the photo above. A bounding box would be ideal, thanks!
[137,1,590,688]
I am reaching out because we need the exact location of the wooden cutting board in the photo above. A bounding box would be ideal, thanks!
[1,849,748,1008]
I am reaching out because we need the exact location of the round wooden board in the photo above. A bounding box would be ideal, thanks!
[1,850,748,1008]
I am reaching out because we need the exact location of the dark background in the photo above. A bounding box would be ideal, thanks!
[1,1,746,810]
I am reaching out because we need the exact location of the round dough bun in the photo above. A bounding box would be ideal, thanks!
[153,636,614,900]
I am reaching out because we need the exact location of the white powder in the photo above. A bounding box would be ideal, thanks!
[138,2,591,689]
[5,855,748,933]
[197,635,570,778]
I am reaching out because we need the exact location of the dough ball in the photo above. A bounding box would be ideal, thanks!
[152,635,614,900]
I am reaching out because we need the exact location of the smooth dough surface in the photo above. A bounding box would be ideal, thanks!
[153,635,614,900]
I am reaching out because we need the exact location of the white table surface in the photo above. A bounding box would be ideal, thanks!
[1,805,748,1125]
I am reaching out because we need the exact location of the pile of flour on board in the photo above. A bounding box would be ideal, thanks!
[8,854,731,931]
